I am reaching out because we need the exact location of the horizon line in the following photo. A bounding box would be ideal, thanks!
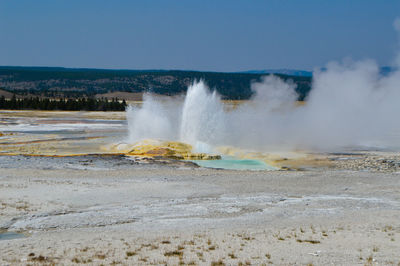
[0,65,315,74]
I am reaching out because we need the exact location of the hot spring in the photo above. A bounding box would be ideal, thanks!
[125,59,400,170]
[125,80,278,170]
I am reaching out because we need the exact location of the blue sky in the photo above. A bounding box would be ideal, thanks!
[1,0,399,71]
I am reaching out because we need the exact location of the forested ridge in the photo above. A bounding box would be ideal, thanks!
[0,66,312,101]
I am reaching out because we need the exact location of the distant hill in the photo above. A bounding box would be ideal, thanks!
[243,66,397,77]
[94,91,144,101]
[0,88,15,99]
[0,66,312,100]
[241,69,313,77]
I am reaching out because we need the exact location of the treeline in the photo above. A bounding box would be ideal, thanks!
[0,96,127,111]
[0,67,312,100]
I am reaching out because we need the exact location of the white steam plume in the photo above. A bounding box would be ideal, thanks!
[126,20,400,152]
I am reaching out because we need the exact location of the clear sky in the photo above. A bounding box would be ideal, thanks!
[1,0,399,72]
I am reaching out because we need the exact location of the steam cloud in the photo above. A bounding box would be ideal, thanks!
[126,21,400,152]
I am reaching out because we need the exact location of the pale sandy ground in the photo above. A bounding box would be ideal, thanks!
[1,157,400,265]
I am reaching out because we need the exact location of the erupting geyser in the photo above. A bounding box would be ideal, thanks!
[126,81,226,153]
[180,81,225,148]
[126,19,400,153]
[127,65,400,153]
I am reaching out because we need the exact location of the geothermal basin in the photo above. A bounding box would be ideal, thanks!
[0,110,278,170]
[1,80,400,264]
[1,79,400,171]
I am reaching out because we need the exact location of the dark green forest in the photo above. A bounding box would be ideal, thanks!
[0,95,127,111]
[0,66,312,101]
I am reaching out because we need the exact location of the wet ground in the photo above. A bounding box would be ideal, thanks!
[0,110,127,155]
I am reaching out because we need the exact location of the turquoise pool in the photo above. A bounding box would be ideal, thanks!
[190,156,277,171]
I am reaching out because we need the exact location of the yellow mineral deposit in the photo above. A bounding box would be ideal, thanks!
[127,140,221,160]
[108,139,221,160]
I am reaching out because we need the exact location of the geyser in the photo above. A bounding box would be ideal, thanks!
[126,81,226,153]
[180,81,225,148]
[126,66,400,152]
[126,20,400,152]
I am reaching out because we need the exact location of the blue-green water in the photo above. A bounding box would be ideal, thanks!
[191,156,277,171]
[0,232,25,241]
